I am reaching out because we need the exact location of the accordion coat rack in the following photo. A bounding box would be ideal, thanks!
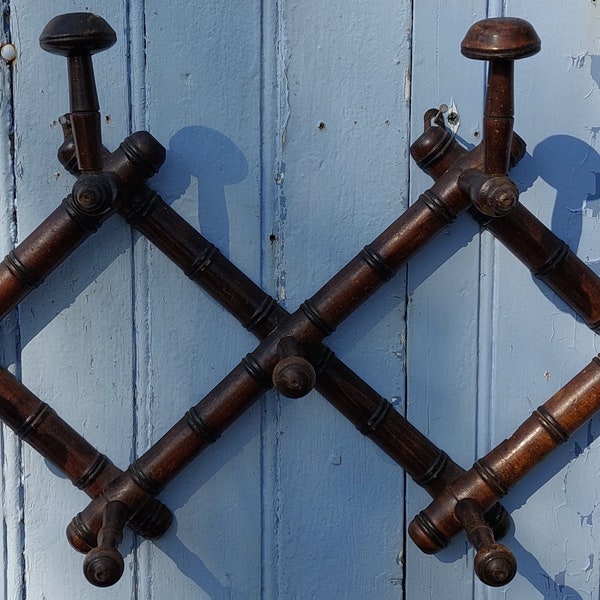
[0,3,599,598]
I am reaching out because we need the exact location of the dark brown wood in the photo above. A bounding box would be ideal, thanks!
[0,366,116,498]
[461,17,540,176]
[83,501,127,587]
[20,14,583,589]
[40,13,116,172]
[65,124,524,572]
[0,128,164,321]
[0,134,170,549]
[0,129,168,545]
[457,19,539,223]
[458,168,519,217]
[272,336,316,398]
[408,356,600,555]
[476,207,600,331]
[56,117,516,512]
[0,184,112,319]
[0,17,172,548]
[454,498,516,587]
[0,143,172,543]
[0,366,172,544]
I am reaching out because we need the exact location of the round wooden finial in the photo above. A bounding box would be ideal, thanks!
[273,356,317,398]
[83,546,124,587]
[474,543,517,587]
[272,336,317,398]
[39,13,116,56]
[461,17,540,61]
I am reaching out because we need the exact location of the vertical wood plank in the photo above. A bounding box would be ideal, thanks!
[10,2,136,597]
[484,2,600,598]
[136,2,264,598]
[0,2,23,598]
[267,2,410,598]
[406,2,488,598]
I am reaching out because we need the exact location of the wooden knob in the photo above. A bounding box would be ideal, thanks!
[39,13,116,57]
[83,546,124,588]
[458,169,519,217]
[461,17,540,61]
[40,13,117,172]
[461,18,540,176]
[82,501,127,587]
[455,498,517,587]
[474,543,517,587]
[272,336,316,398]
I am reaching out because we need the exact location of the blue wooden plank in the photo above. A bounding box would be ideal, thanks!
[10,2,137,597]
[136,1,264,598]
[267,1,410,598]
[406,2,489,598]
[484,1,600,597]
[0,2,23,598]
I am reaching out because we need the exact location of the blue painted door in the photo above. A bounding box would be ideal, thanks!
[0,1,598,598]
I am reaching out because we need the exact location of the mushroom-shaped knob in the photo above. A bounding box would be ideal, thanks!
[461,18,540,176]
[39,13,116,56]
[39,13,117,172]
[461,17,540,60]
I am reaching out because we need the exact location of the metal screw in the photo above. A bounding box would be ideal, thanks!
[1,43,16,62]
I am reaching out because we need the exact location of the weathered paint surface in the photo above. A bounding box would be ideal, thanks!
[0,1,597,599]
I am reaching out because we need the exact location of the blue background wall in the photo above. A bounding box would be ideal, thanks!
[0,1,598,598]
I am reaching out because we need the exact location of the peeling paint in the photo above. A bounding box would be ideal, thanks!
[587,419,595,447]
[570,52,589,69]
[404,66,411,103]
[276,7,290,153]
[587,172,600,204]
[591,55,600,88]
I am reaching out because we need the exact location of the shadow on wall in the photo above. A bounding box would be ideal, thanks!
[501,135,600,319]
[532,135,600,255]
[17,125,249,349]
[150,125,249,258]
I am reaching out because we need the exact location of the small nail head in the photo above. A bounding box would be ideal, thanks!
[1,43,16,62]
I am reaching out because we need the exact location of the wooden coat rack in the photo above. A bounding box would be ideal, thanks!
[0,11,598,589]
